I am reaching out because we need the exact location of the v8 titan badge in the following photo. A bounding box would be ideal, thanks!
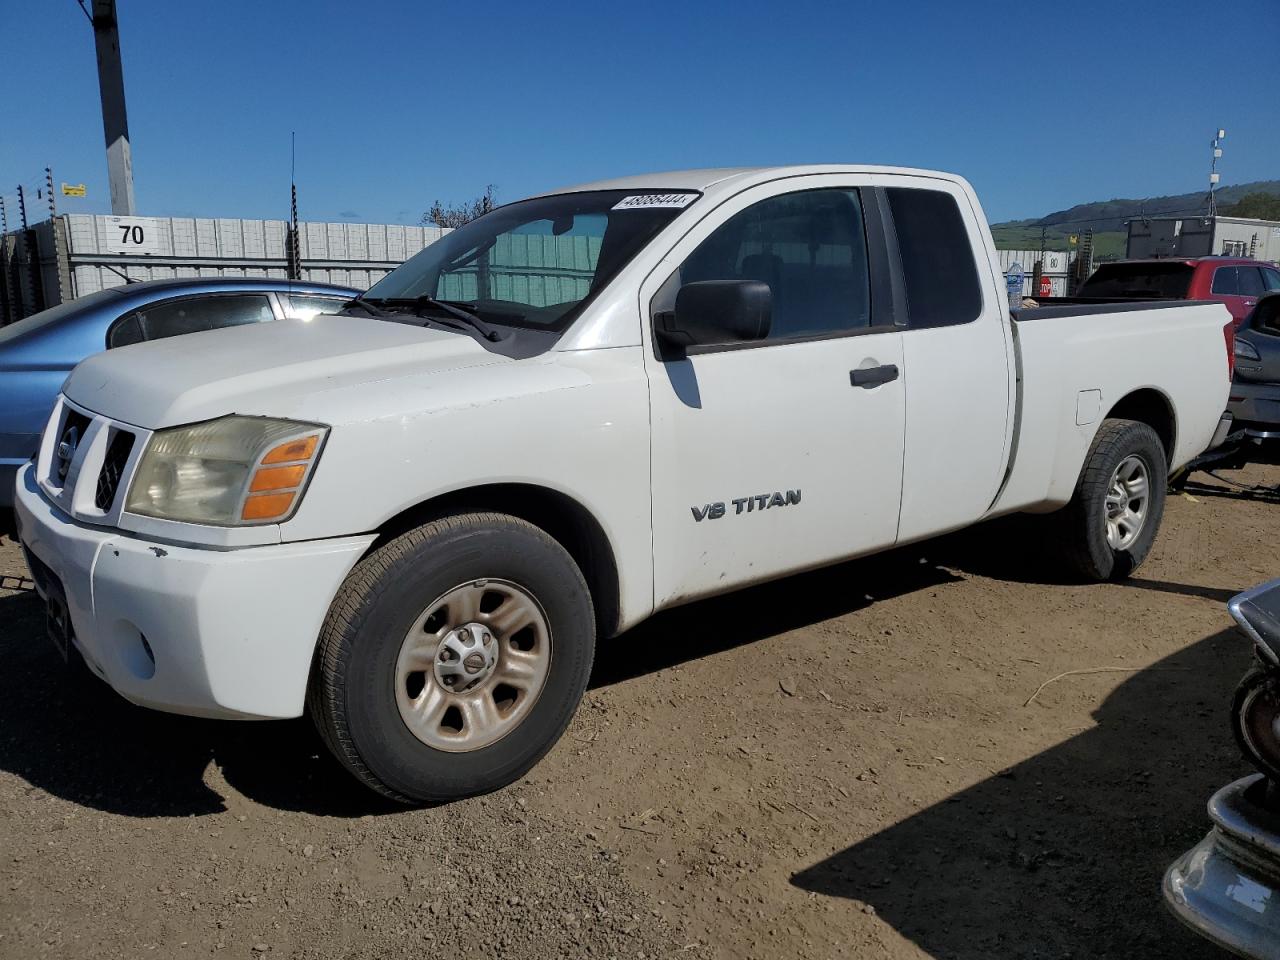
[691,490,802,522]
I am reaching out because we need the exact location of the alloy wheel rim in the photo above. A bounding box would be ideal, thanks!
[1104,454,1150,550]
[395,579,552,753]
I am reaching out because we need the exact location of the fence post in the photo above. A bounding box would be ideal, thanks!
[44,167,64,307]
[16,186,47,314]
[0,197,10,326]
[286,182,301,280]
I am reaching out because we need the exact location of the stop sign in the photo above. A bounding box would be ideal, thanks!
[1038,275,1052,297]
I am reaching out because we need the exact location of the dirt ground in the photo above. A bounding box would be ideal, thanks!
[1,463,1278,960]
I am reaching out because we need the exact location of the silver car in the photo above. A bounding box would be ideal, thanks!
[1165,578,1280,959]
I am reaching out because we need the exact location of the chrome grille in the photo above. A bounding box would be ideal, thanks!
[36,396,149,525]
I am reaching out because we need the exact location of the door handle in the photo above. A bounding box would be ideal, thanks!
[850,364,900,389]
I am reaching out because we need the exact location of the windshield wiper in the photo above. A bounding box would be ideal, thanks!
[342,296,391,317]
[347,295,506,342]
[403,296,505,342]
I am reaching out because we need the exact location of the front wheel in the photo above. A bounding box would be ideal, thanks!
[308,512,595,803]
[1059,418,1168,581]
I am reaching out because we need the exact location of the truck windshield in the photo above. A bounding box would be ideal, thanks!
[362,190,698,332]
[1077,262,1194,299]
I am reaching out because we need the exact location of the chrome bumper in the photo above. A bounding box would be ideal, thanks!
[1165,775,1280,960]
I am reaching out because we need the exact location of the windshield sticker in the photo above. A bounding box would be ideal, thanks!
[612,193,697,211]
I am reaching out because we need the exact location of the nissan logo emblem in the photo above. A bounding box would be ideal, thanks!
[56,425,80,482]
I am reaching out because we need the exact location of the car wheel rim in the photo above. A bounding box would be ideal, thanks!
[1104,454,1150,551]
[394,579,552,753]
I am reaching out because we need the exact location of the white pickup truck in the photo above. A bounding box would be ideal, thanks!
[14,166,1235,802]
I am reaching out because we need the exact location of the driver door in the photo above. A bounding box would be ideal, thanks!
[641,177,906,609]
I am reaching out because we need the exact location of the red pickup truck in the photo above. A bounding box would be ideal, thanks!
[1078,257,1280,328]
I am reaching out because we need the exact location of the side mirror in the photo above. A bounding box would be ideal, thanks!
[655,280,771,351]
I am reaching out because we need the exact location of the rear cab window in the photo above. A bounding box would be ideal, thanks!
[885,187,983,327]
[1079,262,1194,299]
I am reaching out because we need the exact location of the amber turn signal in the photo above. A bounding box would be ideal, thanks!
[262,435,317,464]
[239,431,323,521]
[249,464,306,492]
[241,492,297,521]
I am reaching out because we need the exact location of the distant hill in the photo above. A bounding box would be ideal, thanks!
[991,179,1280,259]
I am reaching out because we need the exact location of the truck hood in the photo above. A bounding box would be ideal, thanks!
[63,315,507,429]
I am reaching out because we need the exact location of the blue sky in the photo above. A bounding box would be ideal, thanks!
[2,0,1277,226]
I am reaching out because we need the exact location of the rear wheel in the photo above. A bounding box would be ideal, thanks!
[308,512,595,803]
[1060,418,1167,581]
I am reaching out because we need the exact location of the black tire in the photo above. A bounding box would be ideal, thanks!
[1060,418,1168,581]
[1233,666,1280,782]
[307,512,595,804]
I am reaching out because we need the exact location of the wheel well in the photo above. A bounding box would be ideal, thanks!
[1106,389,1175,459]
[368,484,622,638]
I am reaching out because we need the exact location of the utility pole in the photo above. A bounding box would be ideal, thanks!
[87,0,136,214]
[1207,128,1225,219]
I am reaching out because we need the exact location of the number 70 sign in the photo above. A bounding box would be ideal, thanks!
[104,216,162,255]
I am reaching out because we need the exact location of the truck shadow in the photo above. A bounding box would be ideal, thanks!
[790,626,1251,959]
[0,544,962,819]
[0,587,392,818]
[0,522,1244,828]
[591,546,962,688]
[921,514,1246,605]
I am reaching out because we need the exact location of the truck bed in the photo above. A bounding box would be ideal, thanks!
[992,298,1232,516]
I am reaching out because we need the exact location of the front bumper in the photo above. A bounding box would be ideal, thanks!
[15,463,375,719]
[1164,774,1280,960]
[1229,380,1280,440]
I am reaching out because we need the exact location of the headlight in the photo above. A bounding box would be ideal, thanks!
[1235,337,1261,362]
[125,416,327,525]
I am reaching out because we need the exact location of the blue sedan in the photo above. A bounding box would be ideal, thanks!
[0,277,358,509]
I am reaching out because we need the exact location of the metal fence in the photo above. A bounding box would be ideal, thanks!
[996,248,1084,297]
[1,214,450,323]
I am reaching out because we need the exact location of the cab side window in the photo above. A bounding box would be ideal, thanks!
[675,189,872,341]
[1263,268,1280,293]
[135,295,273,342]
[107,294,274,349]
[885,187,983,328]
[285,295,347,320]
